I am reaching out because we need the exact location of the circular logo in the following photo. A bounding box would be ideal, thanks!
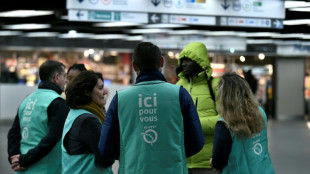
[164,0,173,8]
[252,143,263,155]
[243,0,251,12]
[22,126,29,139]
[141,129,158,145]
[175,0,185,9]
[232,0,241,11]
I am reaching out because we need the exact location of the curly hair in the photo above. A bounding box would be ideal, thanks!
[217,72,265,139]
[65,70,103,108]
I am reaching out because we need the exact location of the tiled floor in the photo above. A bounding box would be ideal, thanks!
[1,118,310,174]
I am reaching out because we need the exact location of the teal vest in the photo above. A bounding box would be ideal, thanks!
[118,80,187,174]
[219,107,275,174]
[61,109,113,174]
[18,89,61,174]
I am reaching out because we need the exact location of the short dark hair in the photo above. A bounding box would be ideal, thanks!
[65,70,103,108]
[132,42,162,71]
[39,60,66,81]
[67,63,87,75]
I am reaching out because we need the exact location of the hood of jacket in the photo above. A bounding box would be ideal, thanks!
[177,42,212,80]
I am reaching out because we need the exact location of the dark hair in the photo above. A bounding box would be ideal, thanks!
[65,70,103,108]
[132,42,162,71]
[39,60,66,81]
[67,63,87,75]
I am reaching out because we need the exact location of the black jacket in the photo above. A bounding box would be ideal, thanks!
[7,81,69,167]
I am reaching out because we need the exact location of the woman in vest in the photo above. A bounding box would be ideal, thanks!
[61,70,113,174]
[211,72,275,174]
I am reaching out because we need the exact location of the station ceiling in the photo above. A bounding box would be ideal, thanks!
[0,0,309,50]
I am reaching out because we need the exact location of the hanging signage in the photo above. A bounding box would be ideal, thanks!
[67,0,285,19]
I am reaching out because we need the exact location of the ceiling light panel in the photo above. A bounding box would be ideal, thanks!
[94,22,142,27]
[285,1,310,8]
[24,32,59,37]
[2,24,51,30]
[141,24,188,28]
[0,10,54,17]
[0,30,22,36]
[284,19,310,25]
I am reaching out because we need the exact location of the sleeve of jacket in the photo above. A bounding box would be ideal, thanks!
[212,121,232,171]
[78,114,115,167]
[200,77,221,135]
[180,87,205,157]
[7,112,21,164]
[98,94,120,160]
[19,97,69,167]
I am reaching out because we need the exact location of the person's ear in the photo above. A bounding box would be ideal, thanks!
[160,56,164,68]
[132,61,139,72]
[53,73,59,83]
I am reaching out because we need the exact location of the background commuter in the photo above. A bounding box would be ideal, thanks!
[211,72,275,174]
[243,69,258,95]
[62,70,113,174]
[67,63,87,85]
[176,42,220,174]
[7,60,69,173]
[98,42,205,174]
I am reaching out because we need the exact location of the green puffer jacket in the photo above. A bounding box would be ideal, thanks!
[176,42,220,169]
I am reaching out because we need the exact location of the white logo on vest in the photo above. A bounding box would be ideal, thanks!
[22,126,29,139]
[141,129,158,145]
[252,143,263,155]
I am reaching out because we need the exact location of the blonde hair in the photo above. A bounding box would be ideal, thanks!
[217,72,265,139]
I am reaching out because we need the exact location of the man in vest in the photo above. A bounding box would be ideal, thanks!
[7,60,69,173]
[176,42,221,174]
[98,42,205,174]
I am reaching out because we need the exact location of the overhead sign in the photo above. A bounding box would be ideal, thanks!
[67,0,285,19]
[218,16,283,29]
[68,10,148,23]
[69,10,216,26]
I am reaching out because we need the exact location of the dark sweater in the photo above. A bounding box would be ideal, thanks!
[63,113,114,167]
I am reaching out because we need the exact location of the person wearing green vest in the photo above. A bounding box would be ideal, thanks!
[211,72,275,174]
[175,42,220,174]
[7,60,69,173]
[98,42,205,174]
[62,70,113,174]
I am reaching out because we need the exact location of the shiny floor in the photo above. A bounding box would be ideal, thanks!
[1,117,310,174]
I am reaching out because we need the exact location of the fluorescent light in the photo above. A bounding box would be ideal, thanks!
[246,39,275,44]
[0,10,53,17]
[289,7,310,12]
[0,30,22,36]
[271,33,305,39]
[59,33,94,38]
[24,32,59,37]
[126,28,172,34]
[284,19,310,25]
[2,24,51,30]
[123,35,144,41]
[141,24,188,28]
[94,22,142,27]
[168,30,201,35]
[92,34,128,40]
[285,1,310,8]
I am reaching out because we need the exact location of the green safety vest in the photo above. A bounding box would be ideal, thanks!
[117,80,187,174]
[18,89,61,174]
[61,109,113,174]
[219,107,275,174]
